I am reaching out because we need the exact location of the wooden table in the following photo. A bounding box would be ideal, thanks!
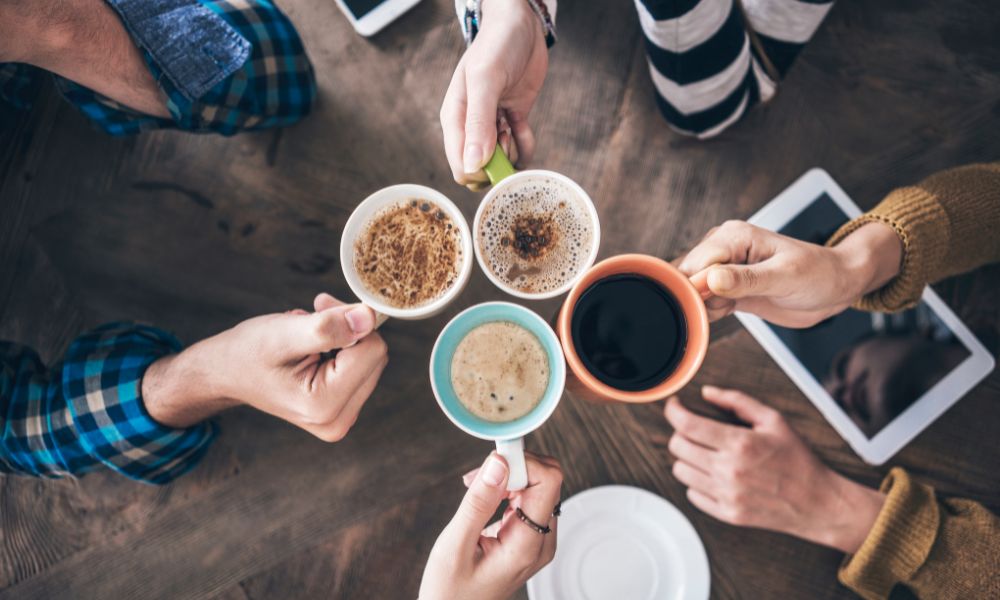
[2,0,999,597]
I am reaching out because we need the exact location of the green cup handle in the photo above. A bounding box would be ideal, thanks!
[483,143,517,186]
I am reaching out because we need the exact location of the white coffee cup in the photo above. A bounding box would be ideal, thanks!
[340,184,474,322]
[473,147,601,300]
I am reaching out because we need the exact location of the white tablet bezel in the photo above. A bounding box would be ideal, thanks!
[333,0,423,37]
[735,168,995,465]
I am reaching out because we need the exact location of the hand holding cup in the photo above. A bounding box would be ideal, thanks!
[419,451,563,600]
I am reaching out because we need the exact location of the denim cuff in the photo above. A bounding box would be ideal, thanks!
[104,0,251,100]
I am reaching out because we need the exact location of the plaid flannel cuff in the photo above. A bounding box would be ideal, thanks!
[50,0,316,136]
[62,323,216,484]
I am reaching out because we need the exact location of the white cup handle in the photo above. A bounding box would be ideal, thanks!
[495,438,528,491]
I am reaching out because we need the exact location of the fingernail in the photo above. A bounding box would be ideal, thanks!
[463,144,483,174]
[702,385,719,395]
[481,455,507,487]
[345,306,374,334]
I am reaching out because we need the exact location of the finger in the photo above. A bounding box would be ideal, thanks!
[677,234,737,276]
[706,260,785,300]
[482,513,507,539]
[701,385,777,427]
[465,452,560,488]
[730,297,830,329]
[441,66,470,183]
[507,109,535,167]
[315,331,388,403]
[686,488,726,521]
[677,221,768,275]
[314,345,387,436]
[689,269,715,301]
[462,467,479,488]
[499,456,562,552]
[540,509,558,564]
[663,397,733,449]
[276,304,376,356]
[705,296,736,322]
[463,71,504,175]
[523,451,561,470]
[671,460,720,499]
[443,453,511,547]
[313,293,344,312]
[667,433,717,472]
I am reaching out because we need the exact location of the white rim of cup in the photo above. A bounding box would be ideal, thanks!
[473,170,602,300]
[428,301,566,441]
[340,184,474,319]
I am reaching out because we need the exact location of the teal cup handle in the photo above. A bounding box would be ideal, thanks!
[429,302,566,491]
[483,143,517,187]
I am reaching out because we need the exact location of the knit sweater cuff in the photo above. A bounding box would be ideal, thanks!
[827,187,949,313]
[838,468,940,600]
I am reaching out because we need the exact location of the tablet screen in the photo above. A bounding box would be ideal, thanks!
[765,193,972,438]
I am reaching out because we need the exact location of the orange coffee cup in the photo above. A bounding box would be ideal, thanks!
[556,254,709,403]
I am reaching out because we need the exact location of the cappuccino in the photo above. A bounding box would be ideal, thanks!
[353,199,462,310]
[478,175,595,295]
[451,321,549,422]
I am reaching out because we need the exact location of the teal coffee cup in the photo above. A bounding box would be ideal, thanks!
[430,302,566,490]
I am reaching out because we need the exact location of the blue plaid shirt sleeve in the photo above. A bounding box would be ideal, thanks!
[1,0,316,137]
[0,323,216,484]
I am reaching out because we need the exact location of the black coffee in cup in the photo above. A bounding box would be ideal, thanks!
[569,274,687,391]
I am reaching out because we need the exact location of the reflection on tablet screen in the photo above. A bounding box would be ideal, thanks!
[766,194,971,438]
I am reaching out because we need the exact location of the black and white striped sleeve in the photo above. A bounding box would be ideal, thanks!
[635,0,834,139]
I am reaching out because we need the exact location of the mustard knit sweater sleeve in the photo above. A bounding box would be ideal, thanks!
[838,468,1000,599]
[827,161,1000,311]
[827,163,1000,598]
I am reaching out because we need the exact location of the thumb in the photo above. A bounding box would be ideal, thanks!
[706,263,780,300]
[444,453,509,547]
[279,304,376,356]
[463,77,503,174]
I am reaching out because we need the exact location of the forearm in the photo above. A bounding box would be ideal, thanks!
[4,0,169,117]
[829,162,1000,312]
[143,343,238,429]
[839,468,1000,600]
[811,472,886,555]
[830,222,904,301]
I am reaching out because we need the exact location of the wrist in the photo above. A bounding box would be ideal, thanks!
[142,342,237,428]
[814,472,886,554]
[831,222,903,303]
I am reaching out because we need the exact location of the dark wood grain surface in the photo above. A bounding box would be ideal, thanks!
[2,0,999,598]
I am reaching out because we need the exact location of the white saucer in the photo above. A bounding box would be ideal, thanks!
[526,485,710,600]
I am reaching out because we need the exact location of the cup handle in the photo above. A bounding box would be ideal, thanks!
[495,437,528,491]
[483,143,517,187]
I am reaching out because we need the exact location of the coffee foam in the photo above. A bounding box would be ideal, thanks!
[450,321,549,423]
[353,199,462,309]
[478,176,594,294]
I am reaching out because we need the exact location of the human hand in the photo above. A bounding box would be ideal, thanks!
[676,220,902,327]
[143,293,388,442]
[419,452,562,600]
[665,386,884,554]
[440,0,549,190]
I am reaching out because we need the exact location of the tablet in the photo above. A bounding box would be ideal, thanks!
[735,168,995,465]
